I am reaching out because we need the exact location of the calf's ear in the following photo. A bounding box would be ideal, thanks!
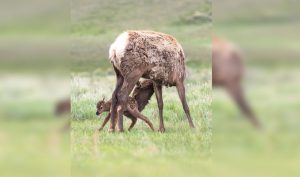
[136,81,141,88]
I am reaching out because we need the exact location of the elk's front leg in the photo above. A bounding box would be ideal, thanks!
[98,113,111,131]
[153,83,165,132]
[116,76,141,132]
[110,66,124,132]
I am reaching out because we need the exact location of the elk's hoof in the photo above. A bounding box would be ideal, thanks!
[254,123,264,131]
[158,127,165,133]
[190,125,196,129]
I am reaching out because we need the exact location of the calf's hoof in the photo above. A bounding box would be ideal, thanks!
[97,127,104,132]
[108,128,115,133]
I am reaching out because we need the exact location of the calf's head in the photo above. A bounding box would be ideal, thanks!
[96,98,110,116]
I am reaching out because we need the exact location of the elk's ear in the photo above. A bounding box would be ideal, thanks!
[102,96,105,101]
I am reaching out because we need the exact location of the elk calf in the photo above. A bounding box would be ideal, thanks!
[212,37,261,129]
[96,79,155,131]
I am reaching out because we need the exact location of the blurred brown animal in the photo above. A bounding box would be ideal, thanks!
[55,98,70,115]
[96,79,155,131]
[108,31,195,132]
[212,37,261,129]
[55,98,71,131]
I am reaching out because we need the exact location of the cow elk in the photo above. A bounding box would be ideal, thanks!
[212,37,262,129]
[108,31,195,132]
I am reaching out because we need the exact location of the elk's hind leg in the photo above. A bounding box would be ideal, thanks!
[153,83,165,132]
[176,81,195,128]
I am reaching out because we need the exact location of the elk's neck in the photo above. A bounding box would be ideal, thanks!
[134,88,154,111]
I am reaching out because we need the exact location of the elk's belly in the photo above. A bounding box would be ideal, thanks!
[142,66,178,86]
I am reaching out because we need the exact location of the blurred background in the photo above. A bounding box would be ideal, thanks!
[0,1,69,177]
[213,0,300,177]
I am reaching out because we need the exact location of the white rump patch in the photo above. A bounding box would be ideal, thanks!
[109,32,129,69]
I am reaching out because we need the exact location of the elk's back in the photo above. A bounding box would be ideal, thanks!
[109,31,186,86]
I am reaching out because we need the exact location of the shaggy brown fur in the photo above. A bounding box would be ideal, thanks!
[212,37,261,129]
[109,31,195,132]
[96,80,155,131]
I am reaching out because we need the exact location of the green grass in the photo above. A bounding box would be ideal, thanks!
[0,119,69,177]
[71,66,212,177]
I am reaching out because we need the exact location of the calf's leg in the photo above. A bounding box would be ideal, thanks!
[128,117,137,131]
[128,108,154,131]
[98,113,111,131]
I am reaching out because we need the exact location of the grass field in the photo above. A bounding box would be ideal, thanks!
[71,66,211,177]
[0,120,69,177]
